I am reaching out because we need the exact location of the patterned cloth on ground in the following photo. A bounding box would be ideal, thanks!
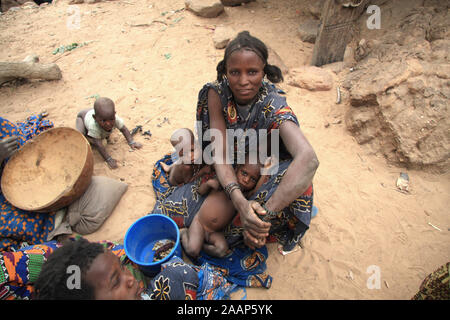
[0,241,60,300]
[0,116,55,252]
[412,262,450,300]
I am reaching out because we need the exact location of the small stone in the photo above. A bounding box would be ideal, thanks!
[185,0,224,18]
[213,25,234,49]
[297,19,319,43]
[288,66,334,91]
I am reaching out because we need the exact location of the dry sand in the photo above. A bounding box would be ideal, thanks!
[0,0,449,300]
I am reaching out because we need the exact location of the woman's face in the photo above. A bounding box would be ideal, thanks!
[85,251,143,300]
[226,49,265,105]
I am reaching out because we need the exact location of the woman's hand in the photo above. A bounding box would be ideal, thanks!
[236,199,271,249]
[0,136,19,163]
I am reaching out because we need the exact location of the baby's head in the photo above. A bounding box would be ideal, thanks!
[93,97,116,132]
[235,156,262,192]
[170,128,197,164]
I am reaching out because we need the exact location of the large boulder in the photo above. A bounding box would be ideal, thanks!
[185,0,224,18]
[344,5,450,172]
[1,0,20,12]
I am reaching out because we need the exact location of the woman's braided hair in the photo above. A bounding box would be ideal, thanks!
[216,31,283,83]
[34,238,105,300]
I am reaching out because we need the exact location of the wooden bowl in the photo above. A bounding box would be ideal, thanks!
[1,127,93,212]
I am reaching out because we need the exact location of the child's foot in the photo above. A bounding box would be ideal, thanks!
[160,162,171,173]
[38,110,49,120]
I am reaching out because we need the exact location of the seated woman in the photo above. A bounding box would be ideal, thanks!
[198,31,319,251]
[153,31,318,253]
[0,115,56,252]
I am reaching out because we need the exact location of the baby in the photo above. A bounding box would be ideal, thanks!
[180,157,269,258]
[76,97,142,169]
[160,128,210,186]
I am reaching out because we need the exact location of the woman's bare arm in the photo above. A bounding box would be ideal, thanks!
[242,121,319,249]
[264,121,319,212]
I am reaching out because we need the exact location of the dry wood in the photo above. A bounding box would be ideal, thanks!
[311,0,368,66]
[0,55,62,85]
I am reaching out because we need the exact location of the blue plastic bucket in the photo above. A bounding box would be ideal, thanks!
[124,214,182,276]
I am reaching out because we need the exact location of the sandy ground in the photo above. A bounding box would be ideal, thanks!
[1,0,449,300]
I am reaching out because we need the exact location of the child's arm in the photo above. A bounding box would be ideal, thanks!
[89,137,118,169]
[191,165,212,182]
[160,162,173,173]
[198,178,220,195]
[119,125,143,149]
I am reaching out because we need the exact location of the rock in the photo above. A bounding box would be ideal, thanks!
[1,0,20,12]
[426,8,450,42]
[185,0,224,18]
[345,56,450,171]
[213,25,235,49]
[297,19,319,43]
[287,66,334,91]
[321,61,344,74]
[267,46,289,75]
[303,0,325,19]
[221,0,255,6]
[22,1,38,8]
[343,45,356,68]
[340,0,450,173]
